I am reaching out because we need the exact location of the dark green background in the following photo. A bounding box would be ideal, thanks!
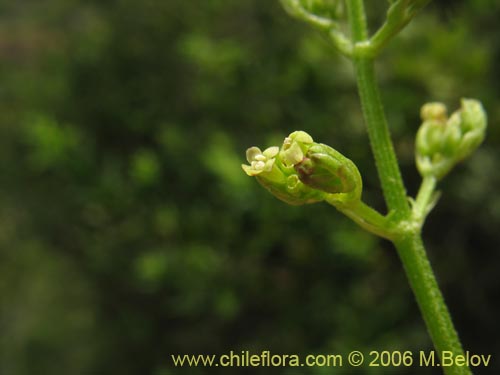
[0,0,498,374]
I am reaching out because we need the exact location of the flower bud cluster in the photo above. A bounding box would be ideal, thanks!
[415,99,487,179]
[242,131,362,205]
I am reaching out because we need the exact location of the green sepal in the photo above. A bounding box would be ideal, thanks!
[256,172,326,206]
[295,143,362,203]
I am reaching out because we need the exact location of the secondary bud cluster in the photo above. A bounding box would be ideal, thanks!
[415,99,487,179]
[242,131,362,205]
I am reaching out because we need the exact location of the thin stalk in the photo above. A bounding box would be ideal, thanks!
[326,199,395,240]
[370,18,409,56]
[346,0,368,41]
[394,235,469,375]
[346,0,410,219]
[346,1,469,373]
[414,175,437,222]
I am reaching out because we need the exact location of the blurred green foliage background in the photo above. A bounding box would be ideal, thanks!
[0,0,499,374]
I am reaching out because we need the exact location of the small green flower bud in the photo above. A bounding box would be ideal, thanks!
[242,143,325,205]
[455,99,487,158]
[420,102,447,122]
[416,98,487,179]
[295,143,362,202]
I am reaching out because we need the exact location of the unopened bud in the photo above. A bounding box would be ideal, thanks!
[420,102,447,122]
[416,98,487,179]
[295,143,362,202]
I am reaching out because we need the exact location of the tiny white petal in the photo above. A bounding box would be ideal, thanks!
[246,147,263,163]
[241,164,254,176]
[242,163,263,176]
[263,146,279,158]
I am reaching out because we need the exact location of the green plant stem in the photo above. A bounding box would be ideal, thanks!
[346,0,410,219]
[280,0,337,31]
[328,29,353,57]
[414,175,437,222]
[346,1,469,373]
[370,18,408,57]
[346,0,368,41]
[353,59,410,219]
[394,235,469,375]
[326,199,395,240]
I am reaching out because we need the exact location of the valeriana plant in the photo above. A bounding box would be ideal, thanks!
[242,1,487,374]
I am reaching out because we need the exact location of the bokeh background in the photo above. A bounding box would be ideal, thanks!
[0,0,499,374]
